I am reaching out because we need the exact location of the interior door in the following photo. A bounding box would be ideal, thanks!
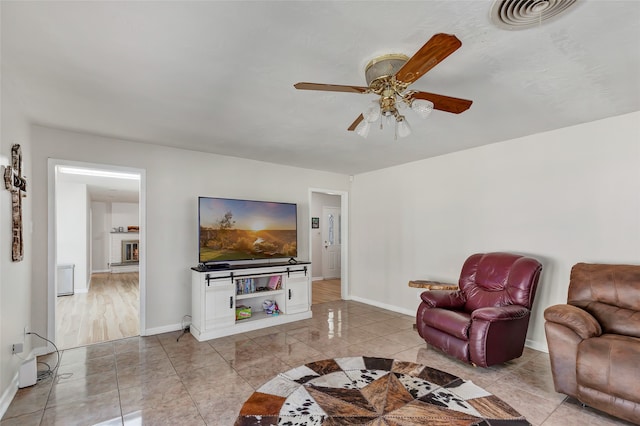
[321,206,341,279]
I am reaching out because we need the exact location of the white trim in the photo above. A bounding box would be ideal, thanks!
[32,345,52,357]
[350,295,415,316]
[525,338,549,353]
[143,323,183,336]
[308,188,349,301]
[0,372,19,420]
[312,276,324,281]
[73,288,89,294]
[48,159,147,346]
[0,348,45,419]
[47,160,56,349]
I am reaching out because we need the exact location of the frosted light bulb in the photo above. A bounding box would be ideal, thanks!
[355,120,370,138]
[411,99,434,119]
[396,117,412,138]
[363,101,381,123]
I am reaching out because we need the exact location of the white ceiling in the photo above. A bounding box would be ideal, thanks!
[56,169,140,203]
[3,1,639,176]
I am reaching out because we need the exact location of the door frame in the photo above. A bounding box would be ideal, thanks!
[47,158,147,346]
[308,188,349,300]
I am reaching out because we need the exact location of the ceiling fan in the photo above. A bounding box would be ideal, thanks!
[294,33,473,138]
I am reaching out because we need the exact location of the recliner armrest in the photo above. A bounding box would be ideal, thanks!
[420,290,465,308]
[471,305,530,321]
[544,304,602,339]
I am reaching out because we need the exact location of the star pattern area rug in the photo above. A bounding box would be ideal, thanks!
[235,356,530,425]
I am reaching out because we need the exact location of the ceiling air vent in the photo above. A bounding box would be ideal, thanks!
[490,0,580,30]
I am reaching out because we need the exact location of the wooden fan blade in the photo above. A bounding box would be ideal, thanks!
[409,91,472,114]
[294,82,369,94]
[394,34,462,85]
[347,114,364,131]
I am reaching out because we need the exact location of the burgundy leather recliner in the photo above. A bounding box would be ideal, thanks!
[544,263,640,424]
[416,252,543,367]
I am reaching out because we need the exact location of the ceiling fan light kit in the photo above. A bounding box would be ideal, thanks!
[294,33,473,140]
[364,54,410,89]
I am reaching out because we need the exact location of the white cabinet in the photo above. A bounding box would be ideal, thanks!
[285,275,310,314]
[191,262,311,341]
[205,281,235,329]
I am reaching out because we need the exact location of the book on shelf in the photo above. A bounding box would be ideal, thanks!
[236,278,256,295]
[268,275,282,290]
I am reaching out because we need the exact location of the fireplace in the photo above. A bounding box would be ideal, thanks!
[121,240,139,263]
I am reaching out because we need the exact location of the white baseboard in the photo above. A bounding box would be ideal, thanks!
[92,269,110,274]
[0,347,41,419]
[0,371,19,420]
[143,323,182,336]
[525,338,548,353]
[349,295,416,317]
[312,276,324,281]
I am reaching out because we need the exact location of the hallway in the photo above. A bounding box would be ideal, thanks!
[312,278,341,305]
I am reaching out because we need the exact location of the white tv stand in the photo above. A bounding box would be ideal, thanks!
[190,261,312,341]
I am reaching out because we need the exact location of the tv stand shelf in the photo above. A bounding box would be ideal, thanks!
[236,289,284,300]
[190,262,311,341]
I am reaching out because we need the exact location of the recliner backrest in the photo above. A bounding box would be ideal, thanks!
[568,263,640,338]
[459,252,542,312]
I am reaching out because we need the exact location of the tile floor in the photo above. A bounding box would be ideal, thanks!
[2,300,633,426]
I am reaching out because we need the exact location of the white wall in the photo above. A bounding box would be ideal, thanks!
[111,202,138,229]
[30,125,350,336]
[0,79,33,414]
[56,180,89,292]
[350,112,640,352]
[91,201,110,272]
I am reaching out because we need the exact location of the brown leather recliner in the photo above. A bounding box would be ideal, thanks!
[416,252,543,367]
[544,263,640,424]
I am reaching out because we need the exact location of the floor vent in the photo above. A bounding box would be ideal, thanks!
[490,0,580,30]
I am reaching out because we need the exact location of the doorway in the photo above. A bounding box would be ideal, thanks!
[309,189,348,304]
[321,206,341,279]
[48,159,146,349]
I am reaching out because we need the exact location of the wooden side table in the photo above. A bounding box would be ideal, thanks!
[409,280,458,291]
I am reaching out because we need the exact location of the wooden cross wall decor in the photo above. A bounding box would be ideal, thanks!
[3,144,27,261]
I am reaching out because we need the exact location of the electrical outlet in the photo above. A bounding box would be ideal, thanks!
[23,326,29,339]
[12,343,23,354]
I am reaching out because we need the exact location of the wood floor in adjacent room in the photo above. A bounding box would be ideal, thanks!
[56,272,139,350]
[312,278,341,304]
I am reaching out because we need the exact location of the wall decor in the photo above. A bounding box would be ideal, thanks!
[3,144,27,261]
[311,217,319,229]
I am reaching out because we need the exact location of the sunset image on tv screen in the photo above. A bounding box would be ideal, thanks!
[199,197,297,262]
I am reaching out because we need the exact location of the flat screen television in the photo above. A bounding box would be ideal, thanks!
[198,196,297,264]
